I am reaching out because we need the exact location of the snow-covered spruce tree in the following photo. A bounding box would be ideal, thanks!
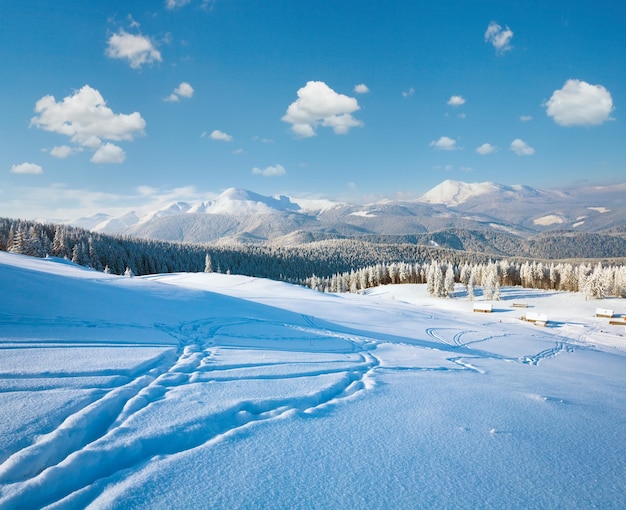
[578,264,592,299]
[426,261,437,296]
[614,266,626,298]
[204,254,213,273]
[482,262,500,300]
[467,267,476,301]
[587,263,608,299]
[459,262,471,289]
[444,264,455,298]
[7,227,26,255]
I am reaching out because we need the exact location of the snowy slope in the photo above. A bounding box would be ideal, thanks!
[1,252,625,509]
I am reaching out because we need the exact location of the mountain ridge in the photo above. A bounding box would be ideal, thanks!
[72,180,626,245]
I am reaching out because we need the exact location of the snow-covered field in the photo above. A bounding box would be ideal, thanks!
[1,251,625,509]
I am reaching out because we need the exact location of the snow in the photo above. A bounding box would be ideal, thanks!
[1,251,625,509]
[287,196,345,214]
[349,210,378,217]
[418,179,502,206]
[587,206,610,213]
[533,213,565,226]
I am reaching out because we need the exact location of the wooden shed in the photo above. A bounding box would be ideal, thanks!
[473,303,493,313]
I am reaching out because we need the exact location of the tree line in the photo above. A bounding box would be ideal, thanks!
[305,259,626,299]
[1,217,625,299]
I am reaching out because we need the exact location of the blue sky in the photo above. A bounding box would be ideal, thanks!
[1,0,624,220]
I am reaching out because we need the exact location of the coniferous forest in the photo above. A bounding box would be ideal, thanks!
[2,217,625,300]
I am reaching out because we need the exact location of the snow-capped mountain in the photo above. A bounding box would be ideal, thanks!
[73,181,626,244]
[418,179,544,207]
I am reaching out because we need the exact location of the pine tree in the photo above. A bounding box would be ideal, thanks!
[444,265,455,298]
[467,268,476,301]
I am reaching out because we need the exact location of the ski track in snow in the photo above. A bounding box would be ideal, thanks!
[0,315,575,508]
[0,314,382,509]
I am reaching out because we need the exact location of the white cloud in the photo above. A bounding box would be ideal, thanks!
[105,30,162,69]
[90,143,126,164]
[282,81,363,137]
[10,162,43,174]
[165,0,192,8]
[402,87,415,98]
[544,79,614,126]
[354,84,370,94]
[174,82,194,98]
[520,115,533,122]
[137,185,158,196]
[434,164,454,172]
[485,21,513,53]
[165,82,194,102]
[252,136,275,143]
[50,145,74,158]
[447,95,466,106]
[209,130,233,142]
[430,136,458,151]
[476,143,496,155]
[510,138,535,156]
[252,164,286,177]
[31,85,145,149]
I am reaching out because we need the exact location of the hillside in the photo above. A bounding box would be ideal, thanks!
[1,251,625,508]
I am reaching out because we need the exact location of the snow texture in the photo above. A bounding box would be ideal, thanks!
[0,251,625,509]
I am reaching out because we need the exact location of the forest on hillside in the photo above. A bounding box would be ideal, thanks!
[2,217,625,299]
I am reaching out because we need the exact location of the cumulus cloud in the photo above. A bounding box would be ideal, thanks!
[476,143,496,155]
[510,139,535,156]
[174,82,194,98]
[402,87,415,98]
[430,136,458,151]
[252,164,286,177]
[447,95,466,106]
[50,145,74,158]
[544,79,614,126]
[10,162,43,174]
[209,130,233,142]
[90,143,126,164]
[485,22,513,53]
[165,82,194,102]
[520,115,533,122]
[30,85,145,164]
[31,85,145,146]
[282,81,363,137]
[105,30,162,69]
[354,84,370,94]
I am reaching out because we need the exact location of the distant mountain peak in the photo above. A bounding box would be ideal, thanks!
[418,180,545,207]
[418,180,502,206]
[208,188,300,215]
